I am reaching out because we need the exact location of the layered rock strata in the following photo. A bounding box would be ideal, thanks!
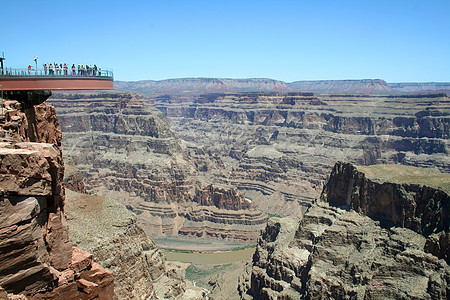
[288,79,396,94]
[387,82,450,94]
[48,93,268,242]
[244,162,449,299]
[0,100,114,299]
[114,78,292,96]
[64,188,206,299]
[153,92,449,217]
[63,157,86,193]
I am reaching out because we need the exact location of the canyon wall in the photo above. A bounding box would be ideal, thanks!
[288,79,396,94]
[64,184,206,299]
[0,97,206,299]
[62,158,206,299]
[0,100,114,299]
[153,92,449,217]
[242,162,449,299]
[49,91,448,235]
[114,78,292,96]
[290,80,449,95]
[48,93,268,242]
[387,82,450,94]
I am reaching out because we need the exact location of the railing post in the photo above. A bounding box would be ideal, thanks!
[0,84,3,120]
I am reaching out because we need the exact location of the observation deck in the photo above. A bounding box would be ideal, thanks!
[0,68,114,91]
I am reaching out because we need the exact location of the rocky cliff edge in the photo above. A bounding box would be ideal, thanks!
[244,162,449,299]
[0,100,114,299]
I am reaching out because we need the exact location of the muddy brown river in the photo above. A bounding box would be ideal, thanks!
[163,247,255,264]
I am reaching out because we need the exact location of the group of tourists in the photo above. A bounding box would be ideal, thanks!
[40,63,102,76]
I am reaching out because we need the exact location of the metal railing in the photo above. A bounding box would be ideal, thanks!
[0,68,113,79]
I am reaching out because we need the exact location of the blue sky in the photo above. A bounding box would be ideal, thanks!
[1,0,449,82]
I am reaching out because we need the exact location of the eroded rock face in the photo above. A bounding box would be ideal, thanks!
[48,93,268,242]
[321,162,449,238]
[114,78,292,96]
[0,100,113,299]
[193,185,251,210]
[288,79,396,94]
[64,189,206,300]
[387,82,450,94]
[153,92,449,218]
[63,157,86,193]
[244,162,449,299]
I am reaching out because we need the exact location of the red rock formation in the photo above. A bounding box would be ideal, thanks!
[0,100,114,299]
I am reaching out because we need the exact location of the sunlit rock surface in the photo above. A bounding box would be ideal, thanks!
[65,188,206,300]
[242,162,449,299]
[49,93,268,242]
[0,100,113,299]
[153,92,449,218]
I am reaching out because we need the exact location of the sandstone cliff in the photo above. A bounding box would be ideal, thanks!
[48,93,268,242]
[0,100,114,299]
[243,162,449,299]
